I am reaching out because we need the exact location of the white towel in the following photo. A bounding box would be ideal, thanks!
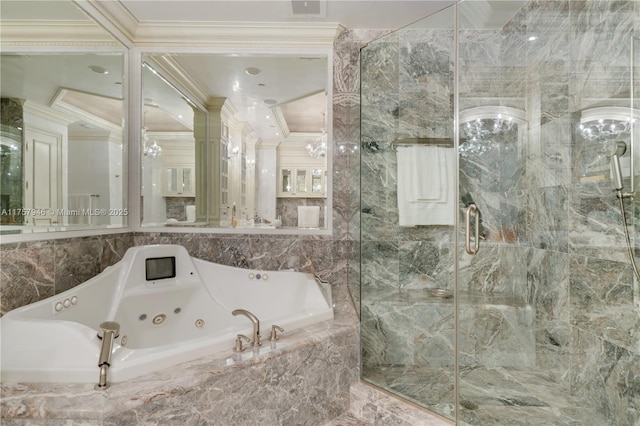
[68,194,92,225]
[397,145,455,226]
[298,206,320,228]
[397,145,445,201]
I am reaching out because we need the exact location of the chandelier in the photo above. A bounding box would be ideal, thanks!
[142,127,162,158]
[459,115,516,157]
[578,118,634,143]
[578,107,637,157]
[306,112,327,158]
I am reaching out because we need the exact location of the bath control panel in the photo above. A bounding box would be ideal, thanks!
[52,294,78,315]
[248,272,269,281]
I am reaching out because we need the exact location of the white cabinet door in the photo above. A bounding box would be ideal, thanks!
[162,165,195,196]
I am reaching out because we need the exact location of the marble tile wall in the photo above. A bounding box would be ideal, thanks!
[360,0,639,424]
[0,233,134,315]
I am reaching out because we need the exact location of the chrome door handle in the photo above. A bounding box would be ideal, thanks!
[465,204,480,255]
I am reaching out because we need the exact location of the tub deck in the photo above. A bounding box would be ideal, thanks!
[0,316,359,425]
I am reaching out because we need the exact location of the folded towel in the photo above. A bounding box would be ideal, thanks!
[397,146,455,226]
[397,145,444,201]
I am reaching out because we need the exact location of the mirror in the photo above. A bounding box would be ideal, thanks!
[140,53,329,231]
[0,1,127,236]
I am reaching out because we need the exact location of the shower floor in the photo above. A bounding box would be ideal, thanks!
[363,364,610,426]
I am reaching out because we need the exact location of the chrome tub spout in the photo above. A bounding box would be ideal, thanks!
[232,309,261,347]
[94,321,120,390]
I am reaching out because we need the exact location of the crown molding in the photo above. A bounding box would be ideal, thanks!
[271,106,291,139]
[72,0,344,47]
[144,56,209,107]
[86,0,139,43]
[0,21,120,46]
[132,21,344,48]
[23,101,77,127]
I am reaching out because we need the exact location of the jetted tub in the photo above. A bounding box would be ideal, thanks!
[0,244,333,384]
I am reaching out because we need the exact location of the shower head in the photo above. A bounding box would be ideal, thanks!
[610,141,627,191]
[613,140,627,157]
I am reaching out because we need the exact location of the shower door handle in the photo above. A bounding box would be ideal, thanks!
[465,204,480,255]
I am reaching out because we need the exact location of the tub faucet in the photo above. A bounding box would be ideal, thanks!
[94,321,120,390]
[232,309,261,347]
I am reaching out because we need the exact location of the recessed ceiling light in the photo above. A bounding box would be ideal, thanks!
[88,65,109,75]
[264,99,277,105]
[528,36,538,41]
[245,67,262,75]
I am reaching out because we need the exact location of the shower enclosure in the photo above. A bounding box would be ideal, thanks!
[359,1,639,425]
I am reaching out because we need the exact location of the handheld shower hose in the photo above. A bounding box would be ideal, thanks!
[609,141,640,281]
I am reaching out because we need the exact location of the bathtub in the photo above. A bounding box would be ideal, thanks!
[0,244,333,384]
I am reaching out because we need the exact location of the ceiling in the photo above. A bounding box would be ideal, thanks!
[117,1,458,30]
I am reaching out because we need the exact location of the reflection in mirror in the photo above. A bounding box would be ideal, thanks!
[141,61,205,228]
[0,53,127,235]
[140,53,329,231]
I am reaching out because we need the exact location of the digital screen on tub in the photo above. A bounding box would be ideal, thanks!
[145,256,176,281]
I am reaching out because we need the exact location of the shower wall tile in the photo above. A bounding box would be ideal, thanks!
[571,327,640,426]
[360,150,399,242]
[568,180,631,263]
[361,301,415,366]
[527,247,571,382]
[570,253,638,353]
[458,29,527,103]
[570,0,634,109]
[458,244,528,301]
[524,1,571,67]
[527,185,569,252]
[397,29,453,140]
[363,289,535,370]
[458,300,535,369]
[398,240,453,291]
[361,240,399,291]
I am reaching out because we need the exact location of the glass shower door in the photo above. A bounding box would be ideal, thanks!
[359,5,458,421]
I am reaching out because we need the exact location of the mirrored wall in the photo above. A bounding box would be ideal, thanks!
[0,1,128,236]
[140,53,330,231]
